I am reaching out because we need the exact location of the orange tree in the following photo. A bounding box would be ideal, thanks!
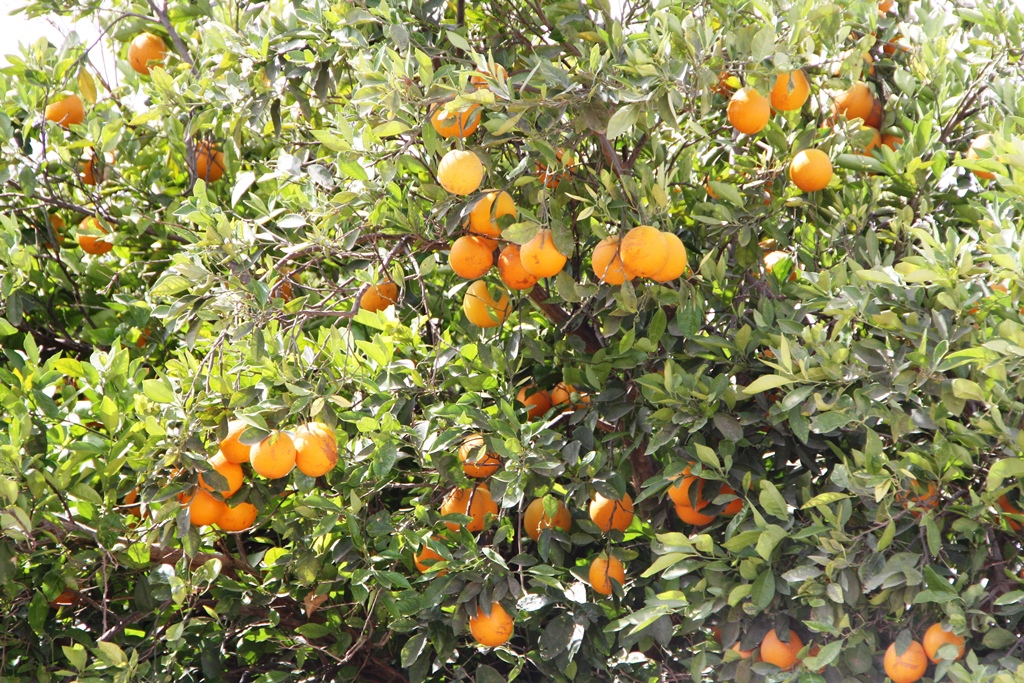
[1,0,1023,681]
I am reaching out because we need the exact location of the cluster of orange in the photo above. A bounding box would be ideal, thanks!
[665,466,744,525]
[883,623,965,683]
[42,31,225,256]
[516,381,590,420]
[180,419,339,531]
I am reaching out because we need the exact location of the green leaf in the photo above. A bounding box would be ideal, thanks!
[642,552,688,578]
[62,644,87,671]
[750,569,775,610]
[801,492,851,509]
[987,458,1024,491]
[950,378,985,402]
[743,374,795,395]
[758,481,789,520]
[606,104,639,140]
[0,317,16,336]
[755,524,787,561]
[28,590,48,635]
[143,379,176,404]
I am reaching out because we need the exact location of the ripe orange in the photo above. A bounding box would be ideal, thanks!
[468,601,514,647]
[536,150,574,189]
[463,280,510,327]
[760,629,803,671]
[449,235,495,279]
[967,134,997,180]
[194,140,225,182]
[650,233,688,282]
[49,588,81,607]
[667,468,704,507]
[899,479,939,518]
[770,70,810,111]
[879,0,895,13]
[438,149,484,195]
[997,494,1022,531]
[550,382,589,407]
[219,420,252,464]
[458,434,502,478]
[523,497,571,540]
[865,98,884,129]
[81,151,113,186]
[77,216,113,255]
[922,623,965,663]
[199,451,244,497]
[727,87,771,135]
[884,640,928,683]
[468,190,515,248]
[519,229,567,278]
[414,537,447,574]
[441,485,498,532]
[835,52,877,77]
[711,70,738,96]
[620,225,668,278]
[882,134,904,150]
[249,430,296,479]
[128,32,167,75]
[360,280,400,312]
[429,101,481,139]
[790,149,833,192]
[497,244,539,290]
[589,492,634,533]
[589,554,625,595]
[764,250,800,281]
[675,503,717,526]
[123,488,143,518]
[215,502,258,532]
[591,236,635,285]
[730,641,755,659]
[45,94,85,128]
[834,82,875,123]
[517,385,552,420]
[861,127,882,155]
[720,485,744,515]
[470,64,507,90]
[183,488,228,526]
[44,214,66,249]
[294,422,339,477]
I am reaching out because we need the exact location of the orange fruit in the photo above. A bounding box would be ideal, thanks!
[123,488,143,518]
[790,149,833,192]
[760,629,803,671]
[860,127,882,155]
[519,229,567,278]
[834,82,876,123]
[884,640,928,683]
[536,150,574,189]
[835,52,877,77]
[879,0,894,13]
[550,382,586,406]
[199,451,244,497]
[128,32,167,75]
[517,385,552,420]
[899,479,939,517]
[865,98,884,129]
[463,280,510,327]
[882,133,904,150]
[997,494,1022,531]
[591,236,635,285]
[620,225,669,278]
[414,537,447,574]
[650,232,688,282]
[44,214,66,249]
[675,504,717,526]
[183,488,228,526]
[730,641,755,659]
[49,588,80,607]
[922,623,965,663]
[449,235,495,279]
[294,422,339,477]
[360,280,400,313]
[497,244,539,290]
[438,149,484,195]
[711,70,737,96]
[458,434,502,478]
[81,151,113,186]
[770,70,810,111]
[523,497,571,540]
[727,87,771,135]
[219,420,252,464]
[763,250,800,281]
[249,430,296,479]
[45,94,85,128]
[721,485,744,515]
[589,492,634,533]
[194,140,225,182]
[470,64,507,90]
[967,134,997,180]
[429,101,481,139]
[588,554,625,595]
[441,485,498,532]
[468,601,514,647]
[667,468,704,506]
[215,502,258,532]
[77,216,113,255]
[468,190,515,248]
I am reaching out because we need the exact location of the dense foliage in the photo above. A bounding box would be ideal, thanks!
[1,0,1024,681]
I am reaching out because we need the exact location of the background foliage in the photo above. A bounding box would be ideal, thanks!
[1,0,1024,681]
